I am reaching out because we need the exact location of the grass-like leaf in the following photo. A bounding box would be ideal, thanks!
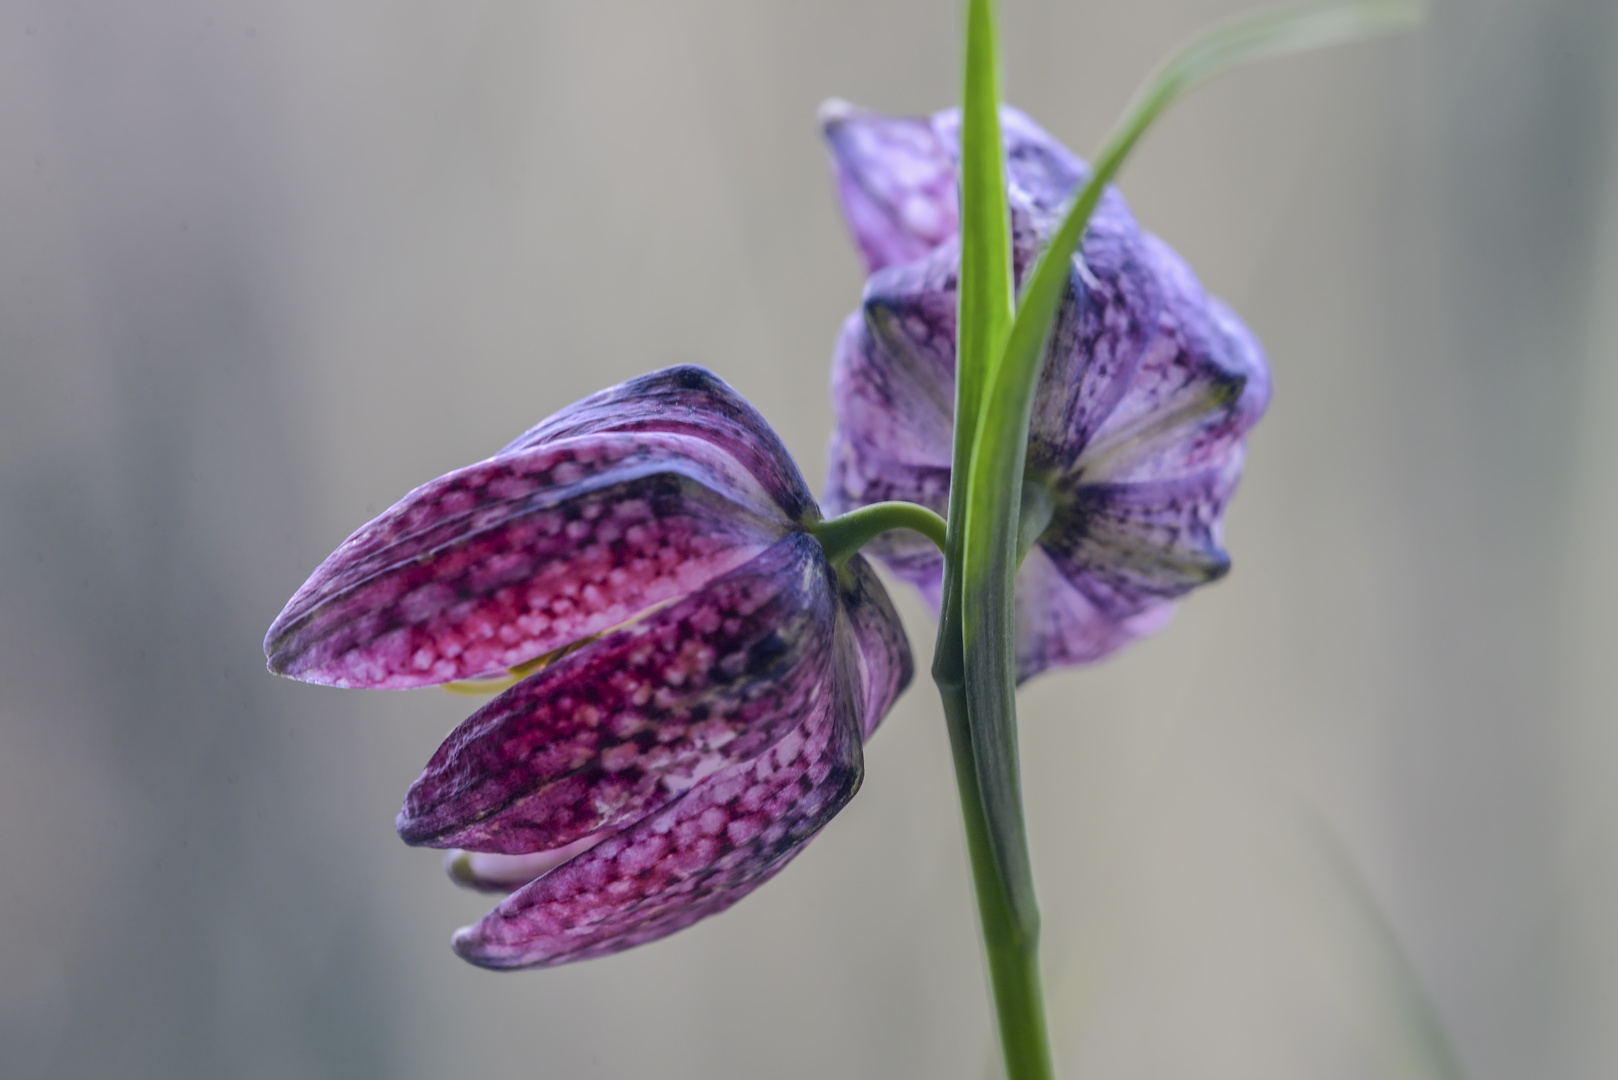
[957,0,1015,416]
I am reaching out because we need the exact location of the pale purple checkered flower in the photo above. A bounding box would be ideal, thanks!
[266,367,910,968]
[820,101,1271,683]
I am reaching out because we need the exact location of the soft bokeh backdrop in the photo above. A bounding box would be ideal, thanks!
[3,0,1616,1077]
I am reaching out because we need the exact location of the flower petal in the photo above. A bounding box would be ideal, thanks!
[1012,544,1175,683]
[825,424,947,610]
[1068,235,1269,486]
[264,430,788,689]
[848,254,960,467]
[1041,463,1240,616]
[819,100,959,274]
[499,365,818,525]
[449,647,864,969]
[821,103,1097,274]
[929,105,1090,221]
[1028,238,1269,626]
[395,533,840,854]
[821,261,956,609]
[1024,199,1165,477]
[835,553,914,740]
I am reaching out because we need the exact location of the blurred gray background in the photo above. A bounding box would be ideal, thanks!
[2,0,1616,1077]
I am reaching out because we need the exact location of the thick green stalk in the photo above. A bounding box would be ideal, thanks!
[936,677,1055,1080]
[937,0,1014,702]
[956,0,1014,400]
[939,1,1054,1078]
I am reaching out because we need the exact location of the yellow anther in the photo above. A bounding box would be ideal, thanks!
[440,637,598,696]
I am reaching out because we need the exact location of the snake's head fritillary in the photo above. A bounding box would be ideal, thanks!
[266,367,911,968]
[821,103,1270,683]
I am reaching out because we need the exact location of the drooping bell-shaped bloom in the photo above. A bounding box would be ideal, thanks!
[266,366,911,968]
[819,101,1271,683]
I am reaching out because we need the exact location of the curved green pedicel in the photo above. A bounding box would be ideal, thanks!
[809,501,948,568]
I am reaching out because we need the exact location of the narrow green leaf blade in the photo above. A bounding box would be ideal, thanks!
[957,0,1014,432]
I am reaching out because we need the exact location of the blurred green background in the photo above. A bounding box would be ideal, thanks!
[3,0,1616,1077]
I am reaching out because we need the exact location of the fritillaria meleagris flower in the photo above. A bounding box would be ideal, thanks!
[265,367,911,968]
[820,101,1272,683]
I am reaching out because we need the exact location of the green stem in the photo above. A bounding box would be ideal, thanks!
[936,0,1056,1075]
[934,666,1056,1080]
[810,501,948,567]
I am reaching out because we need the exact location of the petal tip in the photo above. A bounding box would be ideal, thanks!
[817,97,861,134]
[450,922,526,971]
[449,924,494,967]
[394,802,437,848]
[656,363,724,394]
[262,617,294,675]
[262,634,316,683]
[261,607,357,687]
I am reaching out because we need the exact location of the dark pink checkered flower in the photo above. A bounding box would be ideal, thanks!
[266,367,911,968]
